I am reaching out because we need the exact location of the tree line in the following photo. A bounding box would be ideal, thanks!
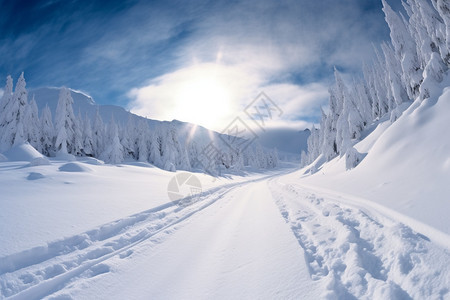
[0,73,278,173]
[302,0,450,170]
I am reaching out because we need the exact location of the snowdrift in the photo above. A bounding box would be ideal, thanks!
[3,143,46,162]
[59,162,92,172]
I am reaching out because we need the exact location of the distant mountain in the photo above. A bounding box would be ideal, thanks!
[30,87,302,163]
[30,87,158,127]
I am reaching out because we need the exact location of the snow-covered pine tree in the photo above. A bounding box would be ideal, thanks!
[24,95,41,151]
[136,119,150,162]
[92,107,105,158]
[0,73,28,151]
[382,0,422,99]
[82,113,94,157]
[169,124,190,170]
[122,115,137,159]
[149,124,163,167]
[54,87,79,154]
[100,116,124,164]
[40,105,54,156]
[0,76,13,151]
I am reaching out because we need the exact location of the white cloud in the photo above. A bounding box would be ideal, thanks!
[128,62,261,131]
[128,61,328,132]
[127,0,388,131]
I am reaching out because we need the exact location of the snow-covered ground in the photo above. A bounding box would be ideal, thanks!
[0,146,288,259]
[1,160,449,299]
[2,83,450,300]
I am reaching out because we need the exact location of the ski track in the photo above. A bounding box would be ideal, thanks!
[0,172,281,300]
[2,169,450,299]
[268,178,450,300]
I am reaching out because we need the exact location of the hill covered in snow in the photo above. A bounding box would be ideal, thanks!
[300,0,450,235]
[0,81,285,174]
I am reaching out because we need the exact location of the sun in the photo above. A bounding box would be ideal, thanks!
[173,73,233,130]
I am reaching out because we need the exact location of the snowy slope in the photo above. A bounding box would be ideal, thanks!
[31,87,158,127]
[299,85,450,235]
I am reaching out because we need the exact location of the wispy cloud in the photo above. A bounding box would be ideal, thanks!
[128,0,390,130]
[0,0,396,130]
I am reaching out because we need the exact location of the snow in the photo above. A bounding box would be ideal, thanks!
[299,86,450,235]
[269,177,450,299]
[47,181,319,300]
[1,158,448,299]
[0,159,289,259]
[26,172,46,180]
[1,1,450,298]
[4,143,45,162]
[58,162,92,173]
[28,157,51,167]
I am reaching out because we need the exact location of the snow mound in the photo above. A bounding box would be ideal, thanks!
[80,157,104,165]
[58,163,92,173]
[29,157,51,166]
[27,172,45,180]
[55,152,76,161]
[4,143,44,162]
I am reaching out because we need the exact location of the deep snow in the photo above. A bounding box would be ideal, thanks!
[300,87,450,236]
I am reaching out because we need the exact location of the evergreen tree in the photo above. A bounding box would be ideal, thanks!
[100,116,124,164]
[92,107,104,158]
[24,95,40,150]
[54,87,79,154]
[0,73,28,151]
[82,113,94,157]
[40,105,54,156]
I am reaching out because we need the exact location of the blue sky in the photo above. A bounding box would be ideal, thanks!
[0,0,403,131]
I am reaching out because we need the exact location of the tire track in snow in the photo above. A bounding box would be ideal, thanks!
[0,171,286,299]
[269,179,450,299]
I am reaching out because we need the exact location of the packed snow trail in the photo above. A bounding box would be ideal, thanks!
[1,170,449,299]
[0,171,318,299]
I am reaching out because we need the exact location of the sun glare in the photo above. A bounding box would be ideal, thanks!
[173,74,233,130]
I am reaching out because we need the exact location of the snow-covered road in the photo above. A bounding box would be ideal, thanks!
[1,170,449,299]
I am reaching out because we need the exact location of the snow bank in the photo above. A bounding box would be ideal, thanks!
[3,143,45,162]
[58,162,92,172]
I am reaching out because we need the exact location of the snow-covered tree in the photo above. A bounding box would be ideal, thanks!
[54,87,79,154]
[0,73,28,151]
[100,116,124,164]
[40,105,54,156]
[149,125,163,167]
[136,119,150,162]
[303,0,450,170]
[121,115,137,159]
[82,113,94,157]
[24,95,41,150]
[92,108,104,157]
